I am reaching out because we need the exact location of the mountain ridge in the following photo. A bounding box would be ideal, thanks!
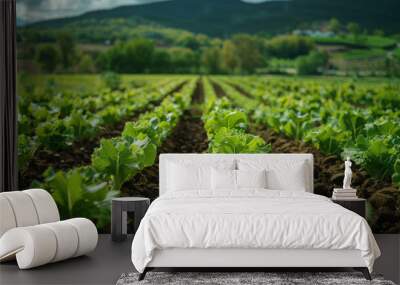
[28,0,400,36]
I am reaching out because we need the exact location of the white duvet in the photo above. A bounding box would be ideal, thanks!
[131,190,380,273]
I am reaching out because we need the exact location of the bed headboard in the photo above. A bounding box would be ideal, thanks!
[159,153,314,196]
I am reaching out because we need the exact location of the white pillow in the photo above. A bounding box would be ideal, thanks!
[211,169,267,191]
[211,168,236,190]
[236,169,267,189]
[167,162,210,191]
[166,159,235,192]
[237,159,308,191]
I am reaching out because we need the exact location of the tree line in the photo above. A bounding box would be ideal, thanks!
[34,32,317,74]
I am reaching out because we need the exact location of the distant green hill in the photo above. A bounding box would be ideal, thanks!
[29,0,400,36]
[19,17,201,47]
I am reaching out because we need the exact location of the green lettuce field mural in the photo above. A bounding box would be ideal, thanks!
[17,0,400,233]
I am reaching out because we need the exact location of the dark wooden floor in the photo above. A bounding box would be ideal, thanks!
[1,234,399,285]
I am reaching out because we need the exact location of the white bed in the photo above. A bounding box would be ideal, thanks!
[131,154,380,280]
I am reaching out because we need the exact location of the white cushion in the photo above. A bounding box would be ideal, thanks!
[166,159,235,192]
[211,169,268,191]
[0,226,57,269]
[24,189,60,224]
[211,168,236,191]
[0,189,98,269]
[0,218,97,269]
[238,159,307,191]
[0,189,60,237]
[0,196,17,237]
[42,221,79,262]
[65,218,98,257]
[236,169,267,189]
[160,154,313,195]
[1,191,39,227]
[167,162,210,191]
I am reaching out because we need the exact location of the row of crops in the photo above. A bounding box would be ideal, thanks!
[211,76,400,233]
[202,78,270,153]
[39,80,196,228]
[19,75,399,232]
[215,76,400,190]
[18,78,187,173]
[19,77,195,228]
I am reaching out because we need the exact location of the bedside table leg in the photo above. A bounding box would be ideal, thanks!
[112,202,124,242]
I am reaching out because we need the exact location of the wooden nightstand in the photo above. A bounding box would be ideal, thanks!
[331,198,366,218]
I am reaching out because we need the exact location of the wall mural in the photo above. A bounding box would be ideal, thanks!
[16,0,400,233]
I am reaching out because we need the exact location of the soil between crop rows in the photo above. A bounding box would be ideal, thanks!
[211,81,225,98]
[229,82,253,98]
[19,81,187,189]
[121,80,208,200]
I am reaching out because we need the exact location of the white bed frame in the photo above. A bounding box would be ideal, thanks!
[140,154,370,280]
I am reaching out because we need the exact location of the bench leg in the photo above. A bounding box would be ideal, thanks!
[138,268,148,281]
[354,267,371,280]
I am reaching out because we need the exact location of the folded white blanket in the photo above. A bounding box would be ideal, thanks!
[131,190,380,273]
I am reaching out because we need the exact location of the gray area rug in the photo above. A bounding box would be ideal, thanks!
[116,272,396,285]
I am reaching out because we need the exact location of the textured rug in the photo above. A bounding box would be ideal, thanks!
[116,272,396,285]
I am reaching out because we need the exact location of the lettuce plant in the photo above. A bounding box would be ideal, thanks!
[280,111,312,140]
[362,138,398,181]
[305,125,348,155]
[203,96,270,154]
[65,111,99,141]
[203,106,248,139]
[338,109,367,140]
[344,136,398,181]
[209,127,271,153]
[18,134,38,173]
[36,119,73,151]
[91,137,155,191]
[42,167,118,229]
